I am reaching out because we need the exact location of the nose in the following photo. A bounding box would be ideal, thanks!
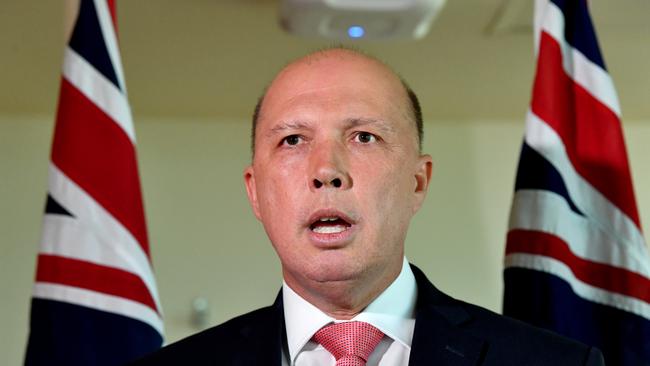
[310,141,352,191]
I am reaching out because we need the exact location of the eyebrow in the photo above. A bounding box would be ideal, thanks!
[265,117,397,137]
[266,121,312,137]
[343,117,396,134]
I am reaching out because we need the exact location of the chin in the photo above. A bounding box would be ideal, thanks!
[303,255,365,284]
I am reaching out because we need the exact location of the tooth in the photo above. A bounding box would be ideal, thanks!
[313,225,347,234]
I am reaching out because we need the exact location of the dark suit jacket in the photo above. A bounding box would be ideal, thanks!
[131,264,604,365]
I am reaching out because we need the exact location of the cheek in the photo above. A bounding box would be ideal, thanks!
[255,161,309,238]
[356,162,415,228]
[256,157,305,205]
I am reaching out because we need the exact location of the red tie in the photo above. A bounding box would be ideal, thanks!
[312,321,385,366]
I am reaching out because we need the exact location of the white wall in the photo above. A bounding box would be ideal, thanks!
[2,115,649,365]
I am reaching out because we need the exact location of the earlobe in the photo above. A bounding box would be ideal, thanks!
[413,154,433,212]
[243,166,262,220]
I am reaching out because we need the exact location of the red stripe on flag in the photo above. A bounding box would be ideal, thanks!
[51,78,150,256]
[36,254,159,312]
[506,229,650,303]
[530,31,641,229]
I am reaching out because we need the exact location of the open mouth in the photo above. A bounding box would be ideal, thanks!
[309,216,352,234]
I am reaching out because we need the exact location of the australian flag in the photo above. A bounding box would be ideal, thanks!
[24,0,164,364]
[503,0,650,365]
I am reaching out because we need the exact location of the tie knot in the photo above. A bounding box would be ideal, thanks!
[312,321,384,365]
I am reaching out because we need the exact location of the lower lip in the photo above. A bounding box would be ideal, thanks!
[308,224,356,247]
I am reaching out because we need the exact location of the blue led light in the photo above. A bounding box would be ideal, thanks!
[347,26,365,39]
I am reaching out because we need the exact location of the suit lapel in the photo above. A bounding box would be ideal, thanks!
[238,267,488,366]
[408,265,487,366]
[234,291,285,366]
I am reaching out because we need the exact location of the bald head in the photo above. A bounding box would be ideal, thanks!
[243,47,434,315]
[251,48,423,154]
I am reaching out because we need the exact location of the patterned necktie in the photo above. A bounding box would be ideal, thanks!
[312,321,385,366]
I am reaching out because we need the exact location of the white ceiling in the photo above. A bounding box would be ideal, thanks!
[2,0,648,122]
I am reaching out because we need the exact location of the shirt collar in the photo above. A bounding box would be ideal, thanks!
[283,257,417,364]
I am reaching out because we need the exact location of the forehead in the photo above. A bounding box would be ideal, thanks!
[258,52,411,133]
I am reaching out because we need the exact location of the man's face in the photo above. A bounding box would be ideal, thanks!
[244,52,432,295]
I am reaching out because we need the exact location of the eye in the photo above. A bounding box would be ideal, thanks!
[354,132,377,144]
[281,134,303,146]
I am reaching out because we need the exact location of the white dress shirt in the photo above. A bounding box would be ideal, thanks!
[281,257,418,366]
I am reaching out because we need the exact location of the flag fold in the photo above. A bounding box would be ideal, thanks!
[503,1,650,365]
[25,1,164,364]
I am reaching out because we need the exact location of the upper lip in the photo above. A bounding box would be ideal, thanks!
[306,209,357,228]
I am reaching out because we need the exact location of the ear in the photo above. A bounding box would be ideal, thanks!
[243,165,262,221]
[412,154,433,213]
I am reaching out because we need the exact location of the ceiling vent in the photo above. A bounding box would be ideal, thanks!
[280,0,446,40]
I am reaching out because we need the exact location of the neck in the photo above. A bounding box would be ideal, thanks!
[284,258,403,320]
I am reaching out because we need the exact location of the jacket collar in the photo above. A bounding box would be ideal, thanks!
[408,264,486,366]
[258,264,487,366]
[235,291,286,366]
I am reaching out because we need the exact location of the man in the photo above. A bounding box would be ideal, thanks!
[133,48,604,365]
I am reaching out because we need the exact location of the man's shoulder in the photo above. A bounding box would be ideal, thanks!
[129,304,282,365]
[457,300,604,365]
[456,298,581,345]
[410,264,604,365]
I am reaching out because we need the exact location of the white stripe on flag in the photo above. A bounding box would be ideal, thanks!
[510,189,650,278]
[47,163,162,313]
[39,215,161,301]
[505,253,650,321]
[533,0,547,55]
[33,282,164,336]
[62,47,136,143]
[525,110,647,258]
[536,0,621,116]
